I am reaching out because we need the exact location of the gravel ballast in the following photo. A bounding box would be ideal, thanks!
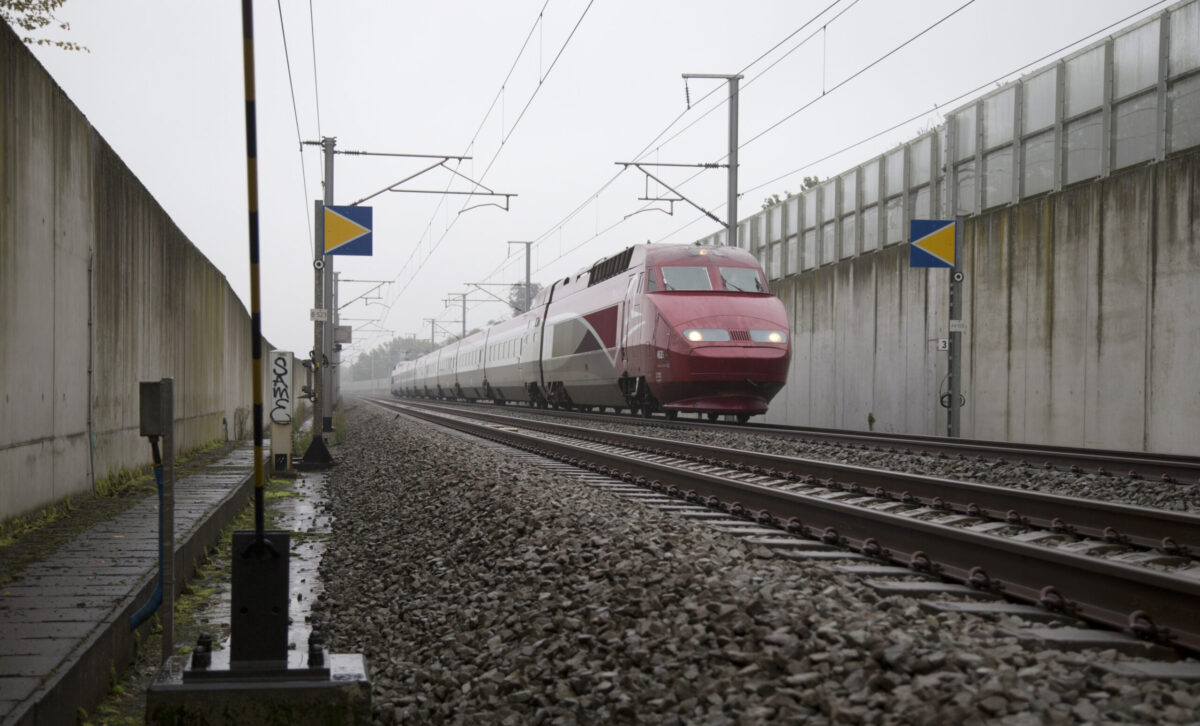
[313,403,1200,725]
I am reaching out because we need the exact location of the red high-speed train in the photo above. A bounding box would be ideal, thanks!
[391,243,791,422]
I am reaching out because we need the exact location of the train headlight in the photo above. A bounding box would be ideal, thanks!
[750,330,787,344]
[683,328,731,342]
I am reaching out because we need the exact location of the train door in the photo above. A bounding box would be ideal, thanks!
[619,271,642,370]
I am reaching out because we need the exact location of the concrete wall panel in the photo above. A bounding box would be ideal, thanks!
[969,215,1013,441]
[872,248,906,433]
[2,26,263,519]
[808,268,837,425]
[1148,156,1200,453]
[1091,171,1152,450]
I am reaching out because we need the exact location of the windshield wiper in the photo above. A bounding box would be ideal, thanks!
[722,276,746,292]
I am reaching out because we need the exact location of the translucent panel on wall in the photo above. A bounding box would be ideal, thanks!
[1023,130,1055,196]
[1170,2,1200,75]
[769,204,783,242]
[984,148,1014,207]
[740,221,752,249]
[769,242,782,279]
[909,135,931,187]
[1065,113,1103,183]
[984,88,1015,148]
[1113,91,1158,169]
[821,222,836,265]
[955,160,977,214]
[861,159,880,206]
[840,216,856,259]
[909,185,931,219]
[787,197,800,237]
[821,183,836,220]
[1169,74,1200,152]
[758,215,768,248]
[955,107,976,159]
[840,170,857,213]
[803,229,817,269]
[861,206,879,252]
[1023,69,1057,132]
[786,236,799,275]
[1113,20,1159,98]
[1066,46,1105,116]
[885,196,903,245]
[935,179,944,217]
[886,149,905,195]
[804,191,817,228]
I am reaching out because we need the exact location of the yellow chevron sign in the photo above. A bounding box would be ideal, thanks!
[324,205,373,256]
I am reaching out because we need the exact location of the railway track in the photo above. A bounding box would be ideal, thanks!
[388,396,1200,485]
[367,397,1200,656]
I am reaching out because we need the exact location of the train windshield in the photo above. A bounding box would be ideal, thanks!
[660,266,713,291]
[718,267,765,293]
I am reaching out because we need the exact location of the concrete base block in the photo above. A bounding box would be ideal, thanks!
[146,652,371,725]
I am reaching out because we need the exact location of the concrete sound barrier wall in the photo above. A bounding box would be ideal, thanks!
[767,151,1199,454]
[1,25,265,519]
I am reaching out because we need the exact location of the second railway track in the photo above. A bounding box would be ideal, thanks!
[368,396,1200,655]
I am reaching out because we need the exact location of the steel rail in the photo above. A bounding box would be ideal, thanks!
[372,399,1200,653]
[383,397,1200,485]
[384,399,1200,555]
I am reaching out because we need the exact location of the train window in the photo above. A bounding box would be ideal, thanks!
[720,267,765,292]
[646,270,659,292]
[661,266,713,291]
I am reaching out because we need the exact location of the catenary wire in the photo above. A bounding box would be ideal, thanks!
[476,0,856,287]
[277,0,315,257]
[647,0,1174,245]
[308,0,322,140]
[384,0,595,306]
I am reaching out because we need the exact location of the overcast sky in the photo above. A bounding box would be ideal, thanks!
[28,0,1165,363]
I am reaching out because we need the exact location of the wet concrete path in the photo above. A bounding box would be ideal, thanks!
[0,445,256,726]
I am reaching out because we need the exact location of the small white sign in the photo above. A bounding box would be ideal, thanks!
[937,338,949,351]
[949,319,968,334]
[310,308,329,322]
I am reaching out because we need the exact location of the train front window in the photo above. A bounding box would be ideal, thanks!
[660,266,713,291]
[719,267,765,293]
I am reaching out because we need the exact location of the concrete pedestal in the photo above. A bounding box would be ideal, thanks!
[146,651,371,725]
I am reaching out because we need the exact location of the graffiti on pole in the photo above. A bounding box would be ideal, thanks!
[269,351,293,425]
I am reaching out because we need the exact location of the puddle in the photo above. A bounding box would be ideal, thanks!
[196,471,330,656]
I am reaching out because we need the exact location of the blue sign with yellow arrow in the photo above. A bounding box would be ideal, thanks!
[324,205,373,256]
[909,219,956,268]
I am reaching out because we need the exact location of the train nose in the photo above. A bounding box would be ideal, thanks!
[686,344,789,381]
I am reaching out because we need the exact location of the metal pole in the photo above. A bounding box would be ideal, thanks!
[508,241,533,312]
[727,76,740,248]
[461,294,467,339]
[159,377,174,663]
[333,270,340,408]
[948,217,963,437]
[322,136,336,433]
[238,0,268,532]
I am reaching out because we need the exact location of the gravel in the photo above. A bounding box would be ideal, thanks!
[312,402,1199,724]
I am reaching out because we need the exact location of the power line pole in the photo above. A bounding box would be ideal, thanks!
[321,137,335,433]
[508,241,532,312]
[443,293,467,339]
[302,137,335,465]
[683,73,742,247]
